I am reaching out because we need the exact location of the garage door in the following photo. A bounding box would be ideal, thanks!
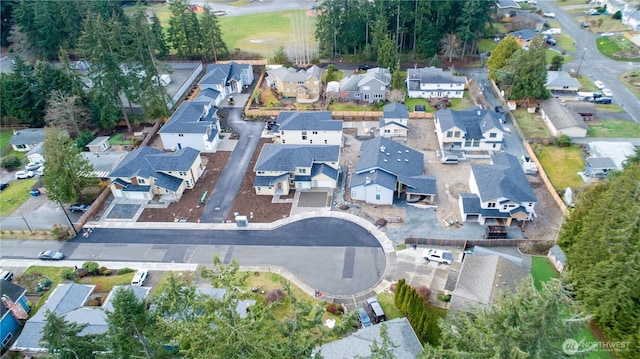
[126,191,149,200]
[313,180,333,188]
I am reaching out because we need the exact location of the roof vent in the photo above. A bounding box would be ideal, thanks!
[365,177,371,184]
[398,150,402,154]
[384,159,388,162]
[477,110,481,116]
[405,159,409,162]
[387,152,390,156]
[397,158,401,162]
[379,145,386,152]
[405,150,409,153]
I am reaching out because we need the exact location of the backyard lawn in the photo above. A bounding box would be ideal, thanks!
[108,133,135,145]
[0,131,13,149]
[0,178,38,216]
[449,96,474,111]
[477,38,498,53]
[513,109,551,139]
[404,97,435,113]
[587,120,640,138]
[537,145,585,190]
[327,102,383,111]
[545,49,573,65]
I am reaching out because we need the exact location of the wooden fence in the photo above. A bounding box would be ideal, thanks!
[244,108,434,120]
[404,237,527,247]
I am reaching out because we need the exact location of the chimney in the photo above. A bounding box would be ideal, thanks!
[2,294,29,320]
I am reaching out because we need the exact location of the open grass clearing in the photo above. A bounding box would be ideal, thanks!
[513,109,551,139]
[0,178,38,216]
[545,49,573,64]
[477,38,499,53]
[322,70,344,83]
[537,145,584,190]
[80,272,136,293]
[587,119,640,138]
[327,102,383,111]
[620,70,640,98]
[108,133,135,145]
[594,103,626,113]
[450,95,474,111]
[596,36,640,62]
[18,266,68,316]
[0,131,13,149]
[557,34,576,53]
[577,75,599,92]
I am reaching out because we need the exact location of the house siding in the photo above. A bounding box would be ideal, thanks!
[350,184,394,205]
[278,130,342,146]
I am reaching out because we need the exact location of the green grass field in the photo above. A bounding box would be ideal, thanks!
[537,145,585,190]
[587,120,640,138]
[596,36,640,62]
[513,109,551,139]
[546,49,573,65]
[108,133,135,145]
[404,97,435,113]
[531,256,559,291]
[0,131,13,149]
[0,178,38,216]
[477,39,499,53]
[327,102,383,111]
[450,96,474,111]
[557,34,576,53]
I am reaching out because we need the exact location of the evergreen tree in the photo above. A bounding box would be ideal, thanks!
[487,36,520,81]
[40,310,103,359]
[506,37,550,100]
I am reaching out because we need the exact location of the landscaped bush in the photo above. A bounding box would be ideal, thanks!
[265,289,286,303]
[102,269,111,276]
[557,134,572,147]
[417,286,432,302]
[75,269,88,278]
[1,155,21,169]
[98,266,108,275]
[61,268,75,280]
[51,224,70,240]
[116,267,134,275]
[325,303,345,316]
[82,261,100,275]
[438,294,452,302]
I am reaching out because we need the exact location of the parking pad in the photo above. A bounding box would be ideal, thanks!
[106,204,143,220]
[297,192,329,207]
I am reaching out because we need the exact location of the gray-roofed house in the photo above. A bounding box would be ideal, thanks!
[406,66,467,99]
[82,151,127,178]
[194,87,224,108]
[159,99,221,152]
[108,146,203,201]
[380,102,409,139]
[565,102,596,120]
[547,245,567,273]
[350,137,436,205]
[12,284,150,355]
[9,128,45,152]
[1,280,30,351]
[539,98,588,137]
[546,71,580,93]
[434,108,505,152]
[507,29,540,48]
[338,67,391,103]
[459,153,537,225]
[314,318,423,359]
[583,156,617,180]
[25,142,44,165]
[586,141,636,170]
[253,144,340,196]
[449,254,530,313]
[86,136,111,153]
[198,62,254,97]
[272,111,343,146]
[496,0,521,18]
[266,65,323,103]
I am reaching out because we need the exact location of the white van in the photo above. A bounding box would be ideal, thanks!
[130,270,148,286]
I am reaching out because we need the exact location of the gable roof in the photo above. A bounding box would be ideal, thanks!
[159,100,218,135]
[546,71,580,88]
[586,156,616,170]
[350,169,398,190]
[496,0,521,9]
[436,108,504,138]
[540,98,588,131]
[254,144,340,172]
[355,137,423,178]
[449,254,530,312]
[1,279,27,320]
[471,153,537,203]
[507,29,539,42]
[383,102,409,119]
[314,318,423,358]
[406,66,466,86]
[565,102,596,114]
[194,88,222,103]
[275,111,342,132]
[267,65,322,83]
[199,62,251,87]
[9,128,45,145]
[403,175,437,195]
[549,245,566,265]
[357,67,391,87]
[339,74,364,91]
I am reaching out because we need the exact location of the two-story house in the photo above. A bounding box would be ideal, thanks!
[198,62,254,97]
[406,67,467,99]
[253,144,341,196]
[266,65,323,103]
[380,102,409,139]
[338,67,391,103]
[271,111,343,145]
[108,146,203,201]
[350,137,436,206]
[159,98,221,153]
[434,108,505,152]
[1,280,30,351]
[459,153,537,225]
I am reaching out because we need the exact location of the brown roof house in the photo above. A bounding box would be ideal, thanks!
[539,98,588,138]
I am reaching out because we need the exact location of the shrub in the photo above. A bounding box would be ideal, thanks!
[438,293,452,302]
[102,269,111,276]
[98,266,108,275]
[325,303,345,315]
[82,261,100,275]
[612,10,622,20]
[76,269,88,278]
[265,289,286,303]
[417,286,432,302]
[51,224,70,240]
[61,268,75,280]
[1,155,21,169]
[557,134,572,147]
[116,267,134,275]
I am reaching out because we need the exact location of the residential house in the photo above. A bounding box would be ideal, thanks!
[350,137,436,206]
[9,128,45,152]
[459,153,537,225]
[266,65,323,103]
[338,67,391,103]
[86,136,111,153]
[546,71,580,96]
[406,66,467,99]
[198,62,254,97]
[586,141,636,170]
[159,99,221,152]
[622,9,640,31]
[82,151,127,178]
[253,144,340,196]
[1,280,30,351]
[25,143,44,165]
[496,0,521,18]
[194,88,224,108]
[12,283,150,354]
[108,146,203,201]
[449,252,530,312]
[271,111,343,146]
[584,156,617,180]
[314,318,423,358]
[565,102,596,120]
[380,102,409,139]
[547,245,567,273]
[539,98,588,137]
[507,29,540,48]
[434,108,505,152]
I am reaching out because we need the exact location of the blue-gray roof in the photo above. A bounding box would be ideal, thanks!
[355,137,423,178]
[508,29,539,41]
[311,163,339,180]
[357,67,391,87]
[383,102,409,119]
[109,146,200,192]
[275,111,342,131]
[472,153,537,203]
[350,169,398,190]
[254,144,340,172]
[254,173,290,186]
[549,245,567,265]
[9,128,45,146]
[403,175,437,195]
[339,74,363,91]
[587,156,616,169]
[195,88,222,102]
[406,67,466,88]
[159,100,218,135]
[460,193,482,214]
[102,286,151,312]
[199,62,251,87]
[436,108,504,139]
[314,318,423,358]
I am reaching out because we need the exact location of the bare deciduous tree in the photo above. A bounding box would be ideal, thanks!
[45,91,91,138]
[440,33,461,63]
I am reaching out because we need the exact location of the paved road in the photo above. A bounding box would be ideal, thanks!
[200,106,264,223]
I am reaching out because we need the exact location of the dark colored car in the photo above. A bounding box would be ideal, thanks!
[594,97,612,104]
[365,297,387,323]
[38,250,65,260]
[69,204,90,212]
[357,64,373,71]
[358,307,373,328]
[0,183,8,192]
[494,105,505,114]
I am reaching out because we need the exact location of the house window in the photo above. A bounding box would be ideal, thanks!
[302,131,307,140]
[312,131,318,134]
[310,139,313,144]
[473,141,480,147]
[385,129,391,133]
[376,186,381,191]
[282,139,286,144]
[355,93,360,97]
[186,179,192,187]
[489,133,497,138]
[362,86,370,90]
[324,139,327,144]
[299,168,307,174]
[178,171,187,176]
[178,134,184,137]
[446,131,453,137]
[487,202,496,208]
[465,139,472,147]
[257,171,264,175]
[138,178,146,184]
[376,194,381,200]
[2,333,13,347]
[15,144,26,149]
[454,131,461,137]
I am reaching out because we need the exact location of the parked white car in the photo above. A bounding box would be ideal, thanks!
[131,269,148,286]
[15,170,35,179]
[594,80,606,89]
[423,249,454,265]
[543,12,556,18]
[602,88,613,97]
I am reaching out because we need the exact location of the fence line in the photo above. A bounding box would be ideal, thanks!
[404,237,526,247]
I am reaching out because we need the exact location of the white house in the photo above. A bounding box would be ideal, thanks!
[459,153,537,226]
[198,62,254,97]
[9,128,45,152]
[86,136,111,153]
[539,98,588,138]
[380,102,409,139]
[434,108,505,152]
[406,67,467,99]
[272,111,343,146]
[159,100,221,152]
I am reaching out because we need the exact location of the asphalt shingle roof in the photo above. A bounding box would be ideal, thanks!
[357,67,391,87]
[159,101,218,135]
[267,65,322,83]
[383,102,409,119]
[471,153,537,203]
[9,128,45,146]
[436,108,504,139]
[460,193,482,214]
[354,137,423,178]
[403,175,437,195]
[275,111,342,131]
[254,144,340,172]
[339,74,363,91]
[199,62,251,87]
[508,29,539,41]
[406,66,466,86]
[350,170,398,190]
[546,71,580,89]
[540,98,588,131]
[587,156,616,169]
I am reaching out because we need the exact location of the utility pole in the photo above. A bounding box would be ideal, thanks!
[58,199,78,235]
[20,213,33,233]
[576,47,588,76]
